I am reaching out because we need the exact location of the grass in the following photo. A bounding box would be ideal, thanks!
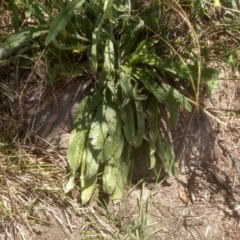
[1,0,240,239]
[0,144,155,239]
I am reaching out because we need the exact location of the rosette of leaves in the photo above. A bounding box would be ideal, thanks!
[64,1,219,204]
[3,0,219,204]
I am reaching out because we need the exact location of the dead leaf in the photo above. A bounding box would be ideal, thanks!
[178,187,189,205]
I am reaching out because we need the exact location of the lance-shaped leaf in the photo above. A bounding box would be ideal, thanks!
[103,135,124,194]
[132,69,167,104]
[104,37,115,75]
[112,142,133,204]
[102,97,122,163]
[121,101,135,145]
[161,83,192,112]
[91,30,98,72]
[1,25,48,49]
[133,100,145,148]
[65,94,93,193]
[163,60,219,89]
[85,103,108,178]
[119,65,133,99]
[165,90,179,129]
[147,94,159,142]
[80,149,97,204]
[155,134,177,177]
[45,0,86,45]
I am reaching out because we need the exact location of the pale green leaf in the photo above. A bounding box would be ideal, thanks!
[102,96,122,163]
[66,94,93,192]
[64,176,75,193]
[1,25,48,49]
[81,173,97,204]
[112,142,133,204]
[45,0,86,45]
[103,135,124,194]
[104,38,115,75]
[91,31,98,72]
[85,104,108,178]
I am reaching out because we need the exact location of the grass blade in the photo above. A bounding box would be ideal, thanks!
[45,0,86,45]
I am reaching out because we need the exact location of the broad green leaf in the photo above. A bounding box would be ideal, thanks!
[103,135,124,194]
[121,101,135,145]
[165,91,179,129]
[8,0,20,32]
[161,83,192,112]
[112,142,133,204]
[67,128,86,180]
[85,103,108,178]
[133,69,167,103]
[155,134,177,177]
[1,25,49,49]
[147,95,159,142]
[80,149,97,204]
[133,100,145,148]
[102,95,122,163]
[104,38,115,75]
[45,0,86,45]
[81,174,97,204]
[119,65,133,98]
[65,94,94,193]
[163,61,219,81]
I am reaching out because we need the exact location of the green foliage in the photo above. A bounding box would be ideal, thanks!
[1,0,228,203]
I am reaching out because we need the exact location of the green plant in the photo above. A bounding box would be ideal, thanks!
[1,0,221,204]
[63,0,219,204]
